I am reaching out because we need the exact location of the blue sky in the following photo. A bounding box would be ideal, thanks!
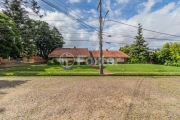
[1,0,180,50]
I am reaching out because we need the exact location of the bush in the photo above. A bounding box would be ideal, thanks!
[47,59,60,65]
[164,60,170,66]
[73,62,78,65]
[177,60,180,67]
[164,60,180,67]
[47,60,54,65]
[53,59,60,65]
[80,62,86,65]
[130,58,139,64]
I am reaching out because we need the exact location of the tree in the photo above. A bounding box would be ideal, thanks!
[0,13,22,59]
[2,0,40,57]
[2,0,40,28]
[158,43,171,64]
[2,0,64,59]
[20,19,37,57]
[33,21,64,59]
[119,45,131,55]
[151,42,180,64]
[131,23,149,63]
[169,42,180,62]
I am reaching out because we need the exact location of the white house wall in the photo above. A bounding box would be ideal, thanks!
[75,58,85,62]
[117,58,124,62]
[94,58,115,65]
[56,57,125,65]
[56,57,86,63]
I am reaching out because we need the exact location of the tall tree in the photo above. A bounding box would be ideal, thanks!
[34,21,64,59]
[131,23,149,63]
[20,19,37,57]
[2,0,40,57]
[0,13,22,59]
[2,0,40,28]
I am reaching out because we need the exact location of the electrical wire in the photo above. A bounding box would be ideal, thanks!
[107,19,180,37]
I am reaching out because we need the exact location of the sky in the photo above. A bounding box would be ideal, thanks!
[1,0,180,50]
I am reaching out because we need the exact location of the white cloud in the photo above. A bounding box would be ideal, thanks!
[0,5,3,12]
[138,0,156,14]
[29,9,92,48]
[116,0,129,4]
[101,1,180,50]
[2,0,180,51]
[69,0,80,3]
[114,9,121,16]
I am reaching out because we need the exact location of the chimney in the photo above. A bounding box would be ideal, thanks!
[106,49,108,51]
[74,46,76,49]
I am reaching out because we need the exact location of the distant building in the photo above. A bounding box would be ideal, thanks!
[90,49,129,64]
[48,47,129,65]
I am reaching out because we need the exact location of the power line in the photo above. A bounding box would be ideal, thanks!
[107,19,180,37]
[2,27,180,41]
[41,0,98,32]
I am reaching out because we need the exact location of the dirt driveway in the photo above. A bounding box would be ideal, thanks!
[0,76,180,119]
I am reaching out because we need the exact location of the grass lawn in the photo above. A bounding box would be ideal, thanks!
[1,64,180,76]
[104,64,180,76]
[0,65,99,76]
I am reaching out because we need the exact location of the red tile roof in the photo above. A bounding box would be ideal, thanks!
[90,50,129,58]
[48,47,90,57]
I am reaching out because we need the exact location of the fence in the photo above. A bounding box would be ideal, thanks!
[0,57,48,65]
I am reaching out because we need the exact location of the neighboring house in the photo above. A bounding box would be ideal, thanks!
[48,47,90,64]
[48,47,129,65]
[90,49,129,64]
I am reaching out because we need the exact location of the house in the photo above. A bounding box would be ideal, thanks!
[90,49,129,64]
[48,47,91,64]
[48,47,129,64]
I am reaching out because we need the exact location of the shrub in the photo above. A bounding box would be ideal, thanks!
[177,60,180,67]
[164,60,180,67]
[130,58,139,64]
[47,60,54,65]
[47,60,60,65]
[80,62,86,65]
[164,60,169,66]
[73,62,78,65]
[53,59,60,65]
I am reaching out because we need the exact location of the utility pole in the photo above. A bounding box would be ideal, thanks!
[97,0,103,74]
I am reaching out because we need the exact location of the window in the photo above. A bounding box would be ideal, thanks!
[117,58,124,62]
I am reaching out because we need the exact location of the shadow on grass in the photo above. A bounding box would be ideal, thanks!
[0,80,29,89]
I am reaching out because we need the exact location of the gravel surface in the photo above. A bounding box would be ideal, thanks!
[0,76,180,120]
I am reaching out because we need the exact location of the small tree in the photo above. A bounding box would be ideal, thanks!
[119,45,131,55]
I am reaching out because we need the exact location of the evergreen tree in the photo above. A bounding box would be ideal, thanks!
[131,23,149,63]
[2,0,40,57]
[2,0,64,59]
[0,13,22,59]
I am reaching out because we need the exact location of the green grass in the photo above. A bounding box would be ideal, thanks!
[0,65,99,76]
[104,64,180,73]
[1,64,180,76]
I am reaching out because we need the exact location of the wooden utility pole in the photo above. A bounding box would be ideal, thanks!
[97,0,103,74]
